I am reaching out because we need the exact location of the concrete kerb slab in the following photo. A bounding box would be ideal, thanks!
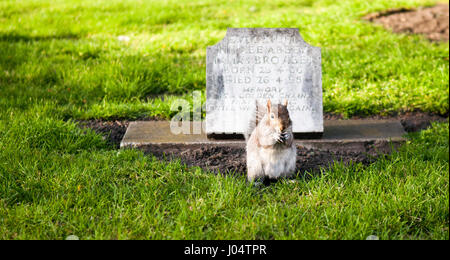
[120,119,406,154]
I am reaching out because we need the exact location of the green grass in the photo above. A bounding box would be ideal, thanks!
[0,0,448,119]
[0,0,448,239]
[0,113,448,239]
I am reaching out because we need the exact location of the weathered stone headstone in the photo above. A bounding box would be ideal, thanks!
[206,28,323,138]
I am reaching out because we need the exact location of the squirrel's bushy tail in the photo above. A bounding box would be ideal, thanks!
[244,100,266,142]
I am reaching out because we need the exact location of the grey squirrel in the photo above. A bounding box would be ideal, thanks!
[245,99,297,182]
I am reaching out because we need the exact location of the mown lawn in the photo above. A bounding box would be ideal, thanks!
[0,0,448,239]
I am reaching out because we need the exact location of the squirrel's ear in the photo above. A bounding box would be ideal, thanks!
[266,99,271,112]
[283,99,288,106]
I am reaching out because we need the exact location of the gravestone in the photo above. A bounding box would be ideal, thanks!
[120,28,407,156]
[206,28,323,138]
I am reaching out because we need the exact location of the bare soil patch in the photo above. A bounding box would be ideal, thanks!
[77,120,129,149]
[77,112,447,175]
[363,4,449,41]
[140,144,376,177]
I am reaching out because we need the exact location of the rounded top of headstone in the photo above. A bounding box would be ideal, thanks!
[208,28,317,49]
[225,27,300,34]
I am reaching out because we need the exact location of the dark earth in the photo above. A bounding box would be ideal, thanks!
[139,144,378,180]
[363,4,449,42]
[77,112,448,176]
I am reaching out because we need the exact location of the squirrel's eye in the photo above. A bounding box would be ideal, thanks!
[270,113,275,119]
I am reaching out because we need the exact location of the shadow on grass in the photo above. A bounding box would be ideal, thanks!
[0,32,80,43]
[0,32,204,118]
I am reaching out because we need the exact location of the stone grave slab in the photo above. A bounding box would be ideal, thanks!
[120,119,406,154]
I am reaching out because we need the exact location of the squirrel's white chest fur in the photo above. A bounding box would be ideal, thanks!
[257,145,297,179]
[246,131,297,181]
